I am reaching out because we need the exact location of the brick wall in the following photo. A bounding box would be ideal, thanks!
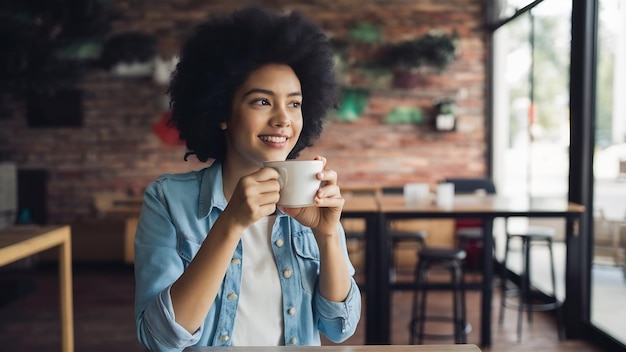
[0,0,487,224]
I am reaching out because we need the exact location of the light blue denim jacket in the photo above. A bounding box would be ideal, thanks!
[134,162,361,352]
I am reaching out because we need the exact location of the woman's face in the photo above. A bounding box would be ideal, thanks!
[223,64,303,169]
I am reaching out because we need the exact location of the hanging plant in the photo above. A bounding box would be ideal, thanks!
[335,89,370,122]
[0,0,111,94]
[382,31,458,72]
[99,32,157,76]
[331,26,459,91]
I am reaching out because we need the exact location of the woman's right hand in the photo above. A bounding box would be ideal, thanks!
[222,167,281,230]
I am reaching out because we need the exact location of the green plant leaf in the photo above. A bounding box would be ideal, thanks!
[337,89,369,122]
[386,106,424,124]
[349,24,383,44]
[383,31,457,71]
[54,41,104,60]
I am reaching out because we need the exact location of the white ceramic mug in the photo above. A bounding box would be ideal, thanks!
[263,160,324,207]
[436,182,455,209]
[403,182,430,205]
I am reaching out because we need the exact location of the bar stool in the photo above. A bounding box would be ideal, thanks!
[498,225,565,342]
[409,247,471,344]
[389,229,427,281]
[345,228,426,282]
[383,187,427,282]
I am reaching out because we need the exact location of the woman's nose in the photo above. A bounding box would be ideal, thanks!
[270,107,291,127]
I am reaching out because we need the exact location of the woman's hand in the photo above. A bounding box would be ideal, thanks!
[279,156,344,239]
[222,167,281,231]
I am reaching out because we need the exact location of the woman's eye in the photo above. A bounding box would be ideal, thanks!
[290,101,302,108]
[252,98,271,106]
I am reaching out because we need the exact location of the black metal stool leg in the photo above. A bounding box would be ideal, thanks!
[453,261,467,344]
[547,238,565,340]
[409,260,425,344]
[517,237,529,342]
[459,262,467,343]
[409,261,421,344]
[527,238,534,325]
[418,261,430,344]
[499,234,511,325]
[451,262,460,343]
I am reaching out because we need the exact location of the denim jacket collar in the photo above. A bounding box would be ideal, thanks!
[199,162,227,218]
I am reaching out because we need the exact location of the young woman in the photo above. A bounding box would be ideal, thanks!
[133,6,361,351]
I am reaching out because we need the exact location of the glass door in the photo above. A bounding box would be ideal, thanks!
[590,0,626,345]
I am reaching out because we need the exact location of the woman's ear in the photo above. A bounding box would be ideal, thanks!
[219,122,227,130]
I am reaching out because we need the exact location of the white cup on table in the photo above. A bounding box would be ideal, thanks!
[403,183,430,205]
[436,182,455,209]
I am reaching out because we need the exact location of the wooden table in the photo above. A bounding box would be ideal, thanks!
[342,193,380,213]
[362,194,585,347]
[185,345,482,351]
[0,225,74,352]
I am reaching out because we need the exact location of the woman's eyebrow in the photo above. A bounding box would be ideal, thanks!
[242,88,274,97]
[242,89,302,98]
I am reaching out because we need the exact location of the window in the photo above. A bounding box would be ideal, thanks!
[492,0,571,198]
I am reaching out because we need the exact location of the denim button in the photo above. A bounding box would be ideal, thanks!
[283,268,292,278]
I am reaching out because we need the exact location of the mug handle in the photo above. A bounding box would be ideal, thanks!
[276,167,288,190]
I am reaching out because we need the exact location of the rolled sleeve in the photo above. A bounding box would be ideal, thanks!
[314,278,361,342]
[139,287,203,351]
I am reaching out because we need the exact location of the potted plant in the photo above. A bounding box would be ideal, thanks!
[433,99,457,131]
[382,31,458,89]
[383,31,458,71]
[99,32,157,77]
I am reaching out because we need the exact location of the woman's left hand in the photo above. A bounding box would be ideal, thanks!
[279,156,344,238]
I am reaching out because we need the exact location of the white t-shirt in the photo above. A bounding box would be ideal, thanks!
[231,215,284,345]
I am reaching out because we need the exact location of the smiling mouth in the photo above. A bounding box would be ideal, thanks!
[259,136,288,143]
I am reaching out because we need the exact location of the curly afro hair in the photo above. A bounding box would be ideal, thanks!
[168,6,338,162]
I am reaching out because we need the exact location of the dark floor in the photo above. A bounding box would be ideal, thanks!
[0,262,605,352]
